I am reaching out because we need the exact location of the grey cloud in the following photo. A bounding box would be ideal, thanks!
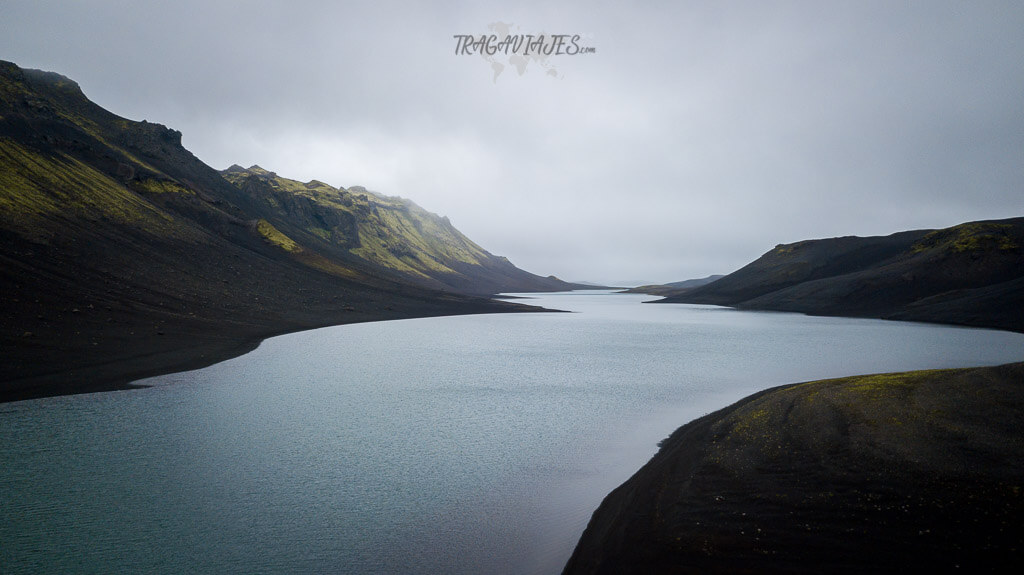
[3,0,1023,284]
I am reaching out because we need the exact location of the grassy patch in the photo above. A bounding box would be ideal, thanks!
[730,407,772,439]
[911,222,1019,254]
[135,178,193,195]
[255,219,301,252]
[0,138,174,238]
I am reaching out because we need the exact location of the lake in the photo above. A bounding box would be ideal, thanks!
[2,291,1023,574]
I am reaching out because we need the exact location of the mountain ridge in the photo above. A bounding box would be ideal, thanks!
[218,164,579,295]
[654,219,1024,333]
[0,60,566,401]
[619,274,725,296]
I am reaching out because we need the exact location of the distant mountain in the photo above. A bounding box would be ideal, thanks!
[663,275,726,290]
[658,219,1024,332]
[0,60,563,400]
[621,274,725,296]
[218,165,578,295]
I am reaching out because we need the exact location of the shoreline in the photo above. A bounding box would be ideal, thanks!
[640,292,1024,335]
[7,292,1020,404]
[564,361,1024,573]
[1,297,557,404]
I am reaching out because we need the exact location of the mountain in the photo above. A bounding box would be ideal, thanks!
[565,362,1024,573]
[658,219,1024,332]
[620,274,725,296]
[218,165,578,295]
[0,60,561,401]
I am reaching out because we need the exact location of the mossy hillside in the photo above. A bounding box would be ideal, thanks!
[350,202,490,277]
[770,240,809,256]
[133,178,194,196]
[2,60,378,315]
[716,368,965,471]
[1,62,167,178]
[566,363,1024,574]
[665,218,1024,331]
[911,222,1020,254]
[255,218,301,252]
[0,60,224,247]
[223,169,359,243]
[0,138,178,240]
[1,59,543,401]
[295,250,364,280]
[53,111,165,176]
[253,218,362,279]
[220,165,578,294]
[223,167,496,282]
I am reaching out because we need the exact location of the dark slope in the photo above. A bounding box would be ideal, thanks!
[219,165,583,295]
[565,362,1024,574]
[621,275,726,296]
[664,275,725,290]
[889,275,1024,333]
[0,60,544,401]
[659,220,1024,332]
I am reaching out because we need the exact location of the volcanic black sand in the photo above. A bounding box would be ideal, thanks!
[564,362,1024,574]
[0,287,543,404]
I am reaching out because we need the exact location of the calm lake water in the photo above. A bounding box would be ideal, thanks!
[3,291,1023,574]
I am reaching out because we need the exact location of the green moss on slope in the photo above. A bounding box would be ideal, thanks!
[255,219,301,252]
[0,138,175,240]
[253,219,362,279]
[567,363,1024,574]
[134,178,194,195]
[222,166,496,282]
[912,222,1019,254]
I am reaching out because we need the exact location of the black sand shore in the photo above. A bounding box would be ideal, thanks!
[1,294,546,403]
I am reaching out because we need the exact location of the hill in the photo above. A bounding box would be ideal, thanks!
[218,165,577,295]
[658,220,1024,332]
[565,362,1024,574]
[0,60,560,401]
[621,274,725,296]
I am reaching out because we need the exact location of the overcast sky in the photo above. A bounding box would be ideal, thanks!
[3,1,1023,284]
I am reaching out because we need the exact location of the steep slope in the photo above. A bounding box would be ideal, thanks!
[219,165,580,295]
[0,60,539,401]
[660,219,1024,332]
[565,362,1024,574]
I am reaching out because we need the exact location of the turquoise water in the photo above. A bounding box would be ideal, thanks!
[2,291,1023,574]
